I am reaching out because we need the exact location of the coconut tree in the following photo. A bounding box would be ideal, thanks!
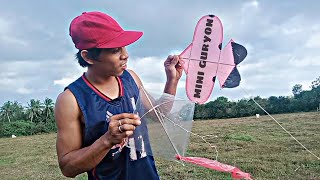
[11,101,25,121]
[43,98,54,123]
[0,101,13,122]
[26,99,43,122]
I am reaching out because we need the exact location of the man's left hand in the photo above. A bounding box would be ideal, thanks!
[164,55,183,84]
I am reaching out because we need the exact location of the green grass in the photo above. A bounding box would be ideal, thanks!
[224,134,255,142]
[0,112,319,180]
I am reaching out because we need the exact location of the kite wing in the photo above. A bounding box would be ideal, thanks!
[218,39,247,88]
[180,15,247,104]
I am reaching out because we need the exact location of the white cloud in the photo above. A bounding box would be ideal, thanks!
[305,32,320,48]
[0,18,10,33]
[0,53,84,103]
[17,87,33,94]
[128,56,167,83]
[240,0,260,25]
[243,0,259,10]
[0,17,28,46]
[54,76,79,87]
[290,55,320,67]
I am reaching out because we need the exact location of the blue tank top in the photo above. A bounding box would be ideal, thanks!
[66,70,159,180]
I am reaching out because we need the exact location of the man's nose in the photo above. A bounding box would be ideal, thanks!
[120,47,129,60]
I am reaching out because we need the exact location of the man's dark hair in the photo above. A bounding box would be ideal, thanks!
[76,48,102,67]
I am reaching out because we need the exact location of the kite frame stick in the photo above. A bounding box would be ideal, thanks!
[181,57,235,67]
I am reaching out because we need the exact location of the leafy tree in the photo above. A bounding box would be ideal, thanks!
[292,84,303,96]
[0,101,13,122]
[310,76,320,89]
[42,98,54,123]
[11,101,25,121]
[25,99,43,122]
[252,96,267,115]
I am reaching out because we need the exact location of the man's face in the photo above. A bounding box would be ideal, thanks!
[92,47,129,77]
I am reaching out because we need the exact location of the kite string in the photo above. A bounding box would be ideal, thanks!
[239,86,320,160]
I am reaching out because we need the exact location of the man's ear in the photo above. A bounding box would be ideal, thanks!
[81,50,94,65]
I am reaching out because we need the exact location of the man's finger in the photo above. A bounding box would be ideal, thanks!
[171,55,179,65]
[120,118,141,126]
[111,113,139,121]
[125,131,134,137]
[120,124,138,132]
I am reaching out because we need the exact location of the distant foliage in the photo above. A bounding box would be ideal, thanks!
[194,76,320,120]
[0,98,56,138]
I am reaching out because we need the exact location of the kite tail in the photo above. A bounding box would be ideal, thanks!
[231,168,253,180]
[176,155,253,180]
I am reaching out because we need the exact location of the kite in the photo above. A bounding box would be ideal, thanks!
[117,15,252,179]
[180,14,247,104]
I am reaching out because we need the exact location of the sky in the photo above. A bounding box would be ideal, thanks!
[1,0,320,105]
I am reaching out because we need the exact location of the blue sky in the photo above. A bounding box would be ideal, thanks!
[1,0,320,105]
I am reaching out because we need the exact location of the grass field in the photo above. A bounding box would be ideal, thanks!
[0,112,319,180]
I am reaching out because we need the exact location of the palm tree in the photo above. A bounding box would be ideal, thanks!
[26,99,43,122]
[0,101,13,122]
[11,101,25,121]
[43,98,54,123]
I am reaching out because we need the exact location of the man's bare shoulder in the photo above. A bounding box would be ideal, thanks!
[56,89,77,107]
[127,69,143,88]
[55,89,81,124]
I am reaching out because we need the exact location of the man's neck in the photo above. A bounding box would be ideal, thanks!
[85,69,115,85]
[84,69,120,100]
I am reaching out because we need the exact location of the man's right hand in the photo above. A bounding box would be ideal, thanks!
[104,113,141,147]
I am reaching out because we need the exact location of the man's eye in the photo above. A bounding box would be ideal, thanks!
[111,48,121,53]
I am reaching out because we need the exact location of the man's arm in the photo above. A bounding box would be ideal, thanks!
[163,55,183,95]
[55,89,140,177]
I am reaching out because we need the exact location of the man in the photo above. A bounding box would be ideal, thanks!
[54,11,183,179]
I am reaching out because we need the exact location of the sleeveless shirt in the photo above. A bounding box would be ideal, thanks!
[66,70,159,180]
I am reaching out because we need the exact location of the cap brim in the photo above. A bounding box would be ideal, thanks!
[97,31,143,48]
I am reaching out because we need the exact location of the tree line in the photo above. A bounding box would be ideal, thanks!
[194,76,320,119]
[0,98,56,137]
[0,76,319,137]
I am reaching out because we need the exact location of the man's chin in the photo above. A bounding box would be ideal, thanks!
[116,70,125,77]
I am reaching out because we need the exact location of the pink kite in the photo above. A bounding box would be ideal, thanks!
[180,15,247,104]
[176,15,252,179]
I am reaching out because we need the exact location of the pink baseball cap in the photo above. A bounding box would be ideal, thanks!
[69,11,143,50]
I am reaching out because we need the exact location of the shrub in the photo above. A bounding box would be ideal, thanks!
[0,121,36,137]
[0,121,57,138]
